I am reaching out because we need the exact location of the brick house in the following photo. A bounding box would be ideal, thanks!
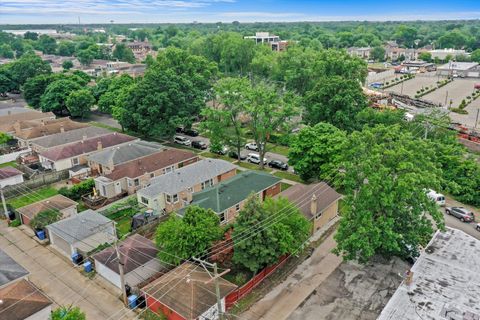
[180,171,281,224]
[94,149,198,199]
[277,182,342,235]
[136,159,237,213]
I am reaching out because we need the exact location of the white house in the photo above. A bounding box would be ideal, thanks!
[0,166,23,188]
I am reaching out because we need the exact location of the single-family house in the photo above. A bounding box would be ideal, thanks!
[277,182,342,235]
[94,149,198,199]
[38,132,137,172]
[13,119,89,148]
[0,248,29,289]
[142,262,237,320]
[46,209,115,258]
[0,110,55,133]
[0,279,53,320]
[94,234,166,289]
[88,140,164,175]
[137,159,237,213]
[181,171,281,224]
[29,126,111,153]
[0,166,24,188]
[17,194,78,226]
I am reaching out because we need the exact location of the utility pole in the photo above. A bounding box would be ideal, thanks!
[192,257,230,320]
[113,223,128,306]
[1,188,8,219]
[475,109,480,130]
[444,90,449,107]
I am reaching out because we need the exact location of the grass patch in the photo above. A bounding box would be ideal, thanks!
[105,207,139,238]
[281,182,293,191]
[200,151,235,162]
[266,143,290,157]
[273,171,304,183]
[89,121,122,133]
[8,186,58,209]
[237,161,272,172]
[0,161,17,168]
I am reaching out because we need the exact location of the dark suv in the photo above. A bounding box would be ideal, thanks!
[445,207,475,222]
[184,129,199,137]
[191,141,207,150]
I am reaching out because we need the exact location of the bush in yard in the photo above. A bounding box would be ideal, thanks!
[59,179,95,200]
[30,209,61,230]
[9,219,21,227]
[51,306,86,320]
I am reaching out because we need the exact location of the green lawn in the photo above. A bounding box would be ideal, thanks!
[89,121,122,133]
[8,186,58,209]
[281,182,293,192]
[266,143,290,157]
[0,161,17,168]
[237,161,272,172]
[105,207,139,238]
[273,171,304,184]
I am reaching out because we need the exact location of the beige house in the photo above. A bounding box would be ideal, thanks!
[277,182,342,235]
[137,159,237,213]
[0,110,55,133]
[95,149,198,199]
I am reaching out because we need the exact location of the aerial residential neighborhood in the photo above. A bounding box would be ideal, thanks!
[0,1,480,320]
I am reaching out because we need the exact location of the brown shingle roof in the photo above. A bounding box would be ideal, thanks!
[277,182,342,220]
[0,111,55,132]
[0,166,23,180]
[39,132,137,161]
[142,262,236,320]
[93,234,158,274]
[105,149,197,181]
[16,194,78,220]
[0,279,52,320]
[15,119,89,140]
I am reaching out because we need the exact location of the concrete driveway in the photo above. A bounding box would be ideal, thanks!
[0,221,135,320]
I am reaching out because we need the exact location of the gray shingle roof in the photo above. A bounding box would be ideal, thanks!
[46,210,113,244]
[138,159,237,198]
[87,140,164,166]
[30,126,111,149]
[0,249,29,288]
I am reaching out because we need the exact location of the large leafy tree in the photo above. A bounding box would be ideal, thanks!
[201,77,249,160]
[37,35,57,54]
[6,54,51,90]
[66,89,95,119]
[23,74,54,109]
[97,74,134,114]
[115,48,217,137]
[232,195,310,273]
[51,306,86,320]
[304,75,368,131]
[334,125,444,263]
[40,79,82,115]
[288,123,347,182]
[155,206,223,265]
[112,43,135,63]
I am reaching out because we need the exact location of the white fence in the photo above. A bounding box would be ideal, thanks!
[0,148,31,164]
[367,69,395,84]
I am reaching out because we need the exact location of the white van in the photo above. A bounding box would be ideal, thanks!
[247,153,267,165]
[427,189,446,206]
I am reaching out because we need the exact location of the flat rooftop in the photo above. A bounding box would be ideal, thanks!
[378,228,480,320]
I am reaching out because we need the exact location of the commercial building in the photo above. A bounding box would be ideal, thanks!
[378,228,480,320]
[436,61,480,78]
[429,48,469,60]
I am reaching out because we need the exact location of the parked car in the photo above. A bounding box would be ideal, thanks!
[426,189,445,206]
[247,153,267,165]
[173,135,191,146]
[476,223,480,231]
[445,207,475,223]
[245,142,259,151]
[175,127,184,133]
[184,129,199,137]
[191,140,207,150]
[211,146,228,155]
[268,159,288,170]
[228,150,246,160]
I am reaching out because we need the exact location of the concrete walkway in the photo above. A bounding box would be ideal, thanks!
[241,229,342,320]
[0,221,135,320]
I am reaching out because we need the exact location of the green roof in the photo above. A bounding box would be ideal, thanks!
[184,171,281,214]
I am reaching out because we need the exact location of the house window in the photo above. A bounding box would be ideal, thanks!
[166,194,172,204]
[201,179,213,190]
[134,179,140,186]
[187,187,193,193]
[163,166,174,174]
[72,158,79,166]
[219,211,226,224]
[235,203,240,212]
[166,194,179,204]
[140,197,149,205]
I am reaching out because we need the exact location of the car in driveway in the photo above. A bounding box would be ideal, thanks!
[211,146,228,155]
[191,140,207,150]
[173,135,191,146]
[184,129,199,137]
[245,142,259,151]
[247,153,267,165]
[445,207,475,222]
[228,150,246,160]
[268,159,288,170]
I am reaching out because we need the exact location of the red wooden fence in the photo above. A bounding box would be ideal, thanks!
[225,255,289,309]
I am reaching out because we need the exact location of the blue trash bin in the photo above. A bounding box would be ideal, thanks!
[36,230,46,240]
[83,261,92,273]
[128,295,137,309]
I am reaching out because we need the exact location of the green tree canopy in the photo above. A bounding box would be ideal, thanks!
[370,46,385,62]
[112,43,135,63]
[334,125,444,263]
[40,79,82,115]
[288,123,347,182]
[51,306,86,320]
[37,35,57,54]
[62,60,74,70]
[66,89,95,119]
[30,209,61,230]
[6,54,51,90]
[155,206,223,265]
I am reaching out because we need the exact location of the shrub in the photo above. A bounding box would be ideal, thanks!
[59,179,95,200]
[451,108,468,114]
[29,209,61,230]
[9,219,21,227]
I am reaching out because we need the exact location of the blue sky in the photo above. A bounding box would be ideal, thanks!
[1,0,480,24]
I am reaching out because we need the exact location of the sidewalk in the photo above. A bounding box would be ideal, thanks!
[241,223,342,320]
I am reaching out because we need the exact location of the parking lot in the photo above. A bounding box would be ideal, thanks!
[423,78,479,107]
[386,74,444,97]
